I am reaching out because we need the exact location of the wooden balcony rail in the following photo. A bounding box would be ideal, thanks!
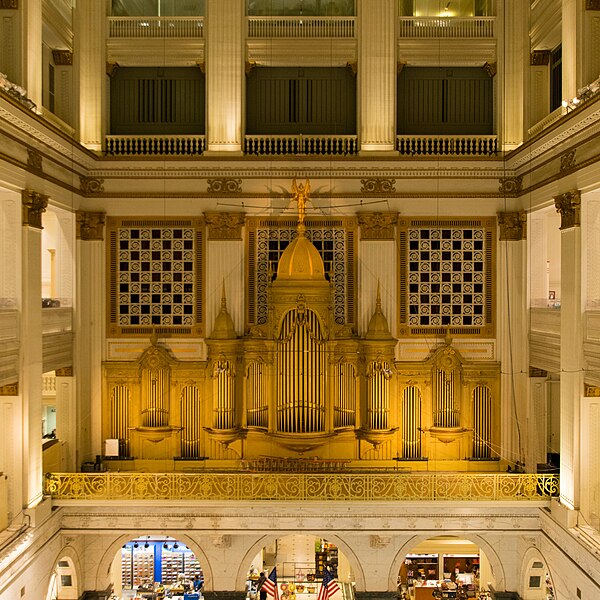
[397,135,497,156]
[248,16,356,38]
[45,472,559,502]
[106,135,206,156]
[398,17,495,38]
[245,134,358,156]
[108,17,204,38]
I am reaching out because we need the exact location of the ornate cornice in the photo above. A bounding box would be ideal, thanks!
[207,178,242,194]
[358,212,397,240]
[560,149,576,172]
[55,366,73,377]
[554,190,581,229]
[27,148,43,172]
[0,382,18,395]
[499,175,522,195]
[0,0,18,8]
[76,210,106,241]
[530,50,550,66]
[205,212,245,240]
[498,211,527,241]
[360,178,396,194]
[21,189,48,229]
[80,176,104,195]
[52,50,73,66]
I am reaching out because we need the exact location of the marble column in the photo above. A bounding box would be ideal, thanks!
[497,0,529,150]
[554,190,583,510]
[497,211,528,469]
[75,211,105,463]
[205,0,244,154]
[21,190,48,508]
[74,0,106,150]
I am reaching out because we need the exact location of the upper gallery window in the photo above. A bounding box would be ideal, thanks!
[247,0,355,16]
[399,0,494,17]
[112,0,204,16]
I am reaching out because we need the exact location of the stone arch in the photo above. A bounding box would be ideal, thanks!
[46,546,82,600]
[387,532,506,592]
[94,532,213,592]
[521,546,555,600]
[234,533,367,591]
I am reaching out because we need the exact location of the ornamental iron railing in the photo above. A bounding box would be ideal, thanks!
[397,135,498,156]
[45,472,559,501]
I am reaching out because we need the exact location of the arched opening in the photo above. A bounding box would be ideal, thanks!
[46,556,78,600]
[397,535,496,600]
[111,535,204,599]
[244,534,356,600]
[521,551,555,600]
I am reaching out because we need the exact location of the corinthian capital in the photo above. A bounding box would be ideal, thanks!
[22,190,48,229]
[554,190,581,230]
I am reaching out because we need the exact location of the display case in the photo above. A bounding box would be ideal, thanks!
[405,554,439,584]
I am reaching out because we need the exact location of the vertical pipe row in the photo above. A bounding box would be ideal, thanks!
[111,385,129,457]
[247,362,267,428]
[402,386,421,458]
[181,386,200,458]
[473,385,491,458]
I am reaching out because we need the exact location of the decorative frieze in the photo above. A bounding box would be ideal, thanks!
[499,176,523,195]
[207,178,242,194]
[360,178,396,194]
[498,211,527,241]
[52,50,73,66]
[483,61,497,77]
[554,190,581,229]
[358,212,397,240]
[27,148,43,172]
[560,150,576,172]
[0,382,18,395]
[0,0,18,8]
[530,51,550,66]
[21,190,48,229]
[205,212,245,240]
[80,176,104,194]
[55,366,73,377]
[76,211,106,240]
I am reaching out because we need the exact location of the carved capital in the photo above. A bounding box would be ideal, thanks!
[55,366,73,377]
[560,149,576,172]
[27,148,43,171]
[586,0,600,9]
[482,61,497,77]
[585,384,600,397]
[498,211,527,241]
[21,190,48,229]
[52,50,73,66]
[0,382,18,395]
[360,177,396,194]
[530,50,550,66]
[80,176,104,195]
[106,62,119,77]
[498,175,522,195]
[245,61,257,75]
[76,210,106,241]
[358,212,398,240]
[397,61,407,74]
[0,0,18,8]
[554,190,581,229]
[207,178,242,194]
[205,212,245,240]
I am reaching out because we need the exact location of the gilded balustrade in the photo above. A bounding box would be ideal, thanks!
[45,472,558,502]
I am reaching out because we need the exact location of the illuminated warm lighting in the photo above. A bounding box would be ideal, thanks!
[572,96,580,104]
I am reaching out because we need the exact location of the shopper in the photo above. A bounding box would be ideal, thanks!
[256,572,268,600]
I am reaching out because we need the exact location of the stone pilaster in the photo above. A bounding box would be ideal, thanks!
[357,0,397,153]
[205,0,244,154]
[74,0,106,150]
[75,212,105,462]
[529,52,550,128]
[554,190,583,510]
[55,369,76,472]
[21,189,45,508]
[20,0,42,109]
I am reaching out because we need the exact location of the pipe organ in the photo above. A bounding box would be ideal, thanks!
[212,357,236,430]
[110,384,130,457]
[367,359,392,430]
[473,385,492,458]
[246,360,268,428]
[181,385,201,458]
[333,361,357,428]
[433,367,458,428]
[402,386,422,459]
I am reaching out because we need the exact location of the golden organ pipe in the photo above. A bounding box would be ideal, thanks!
[181,386,200,458]
[111,385,129,457]
[402,386,421,459]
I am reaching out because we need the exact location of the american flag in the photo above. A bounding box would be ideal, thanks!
[317,570,341,600]
[262,567,279,600]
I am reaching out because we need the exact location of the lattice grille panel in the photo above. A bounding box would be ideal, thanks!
[107,218,204,336]
[398,218,495,337]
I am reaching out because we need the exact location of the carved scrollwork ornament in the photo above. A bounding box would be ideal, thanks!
[205,211,245,240]
[482,61,497,77]
[52,50,73,66]
[530,50,550,66]
[498,176,522,195]
[76,210,106,240]
[360,177,396,194]
[0,382,18,395]
[560,149,576,172]
[586,0,600,9]
[21,190,48,229]
[207,178,242,194]
[0,0,18,8]
[80,176,105,194]
[498,211,527,241]
[554,190,581,229]
[358,212,398,240]
[27,148,43,171]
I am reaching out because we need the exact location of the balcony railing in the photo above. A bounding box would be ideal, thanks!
[45,472,559,502]
[106,135,206,156]
[108,16,204,38]
[245,134,358,156]
[248,16,356,38]
[397,135,497,156]
[398,17,495,38]
[41,306,73,334]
